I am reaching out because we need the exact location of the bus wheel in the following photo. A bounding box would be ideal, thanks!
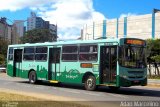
[108,86,120,91]
[29,71,37,84]
[85,75,96,91]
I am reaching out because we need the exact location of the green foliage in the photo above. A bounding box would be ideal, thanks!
[148,75,160,79]
[21,28,56,43]
[151,55,160,62]
[146,39,160,62]
[0,54,5,66]
[0,39,9,57]
[0,39,9,66]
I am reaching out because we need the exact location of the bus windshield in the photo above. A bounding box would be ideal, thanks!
[119,45,147,68]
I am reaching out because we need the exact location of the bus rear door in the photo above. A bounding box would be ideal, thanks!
[100,46,117,84]
[48,48,60,80]
[13,49,23,77]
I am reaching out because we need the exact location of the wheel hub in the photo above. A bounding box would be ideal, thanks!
[87,78,93,88]
[31,75,35,82]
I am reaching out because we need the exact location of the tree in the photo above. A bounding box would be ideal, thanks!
[0,54,5,66]
[21,28,57,43]
[146,39,160,57]
[0,39,9,66]
[146,39,160,76]
[0,39,9,57]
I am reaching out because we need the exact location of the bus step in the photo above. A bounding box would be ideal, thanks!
[50,80,59,83]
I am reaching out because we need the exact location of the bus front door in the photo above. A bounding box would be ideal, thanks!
[13,49,23,77]
[100,46,117,84]
[48,48,60,80]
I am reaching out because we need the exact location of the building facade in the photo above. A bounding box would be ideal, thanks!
[82,11,160,40]
[27,12,36,31]
[7,25,12,43]
[0,17,12,43]
[0,18,8,39]
[27,12,50,31]
[27,12,57,41]
[49,24,57,41]
[14,20,25,37]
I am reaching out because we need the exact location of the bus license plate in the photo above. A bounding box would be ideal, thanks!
[134,81,139,83]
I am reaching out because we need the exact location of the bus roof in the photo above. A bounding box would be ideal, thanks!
[8,37,145,48]
[8,38,120,47]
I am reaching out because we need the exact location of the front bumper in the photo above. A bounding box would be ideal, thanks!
[119,77,147,87]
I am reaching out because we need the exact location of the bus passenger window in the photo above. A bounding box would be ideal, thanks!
[23,55,34,60]
[79,45,98,61]
[62,45,78,61]
[23,47,35,61]
[35,47,48,61]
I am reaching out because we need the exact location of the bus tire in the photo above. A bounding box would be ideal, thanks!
[85,75,96,91]
[29,71,37,84]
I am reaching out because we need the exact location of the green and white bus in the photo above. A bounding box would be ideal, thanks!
[7,38,147,91]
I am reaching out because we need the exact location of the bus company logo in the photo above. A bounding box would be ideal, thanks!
[68,69,80,74]
[65,69,80,79]
[29,64,35,68]
[66,75,78,79]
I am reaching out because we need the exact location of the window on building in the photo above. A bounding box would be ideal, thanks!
[62,45,78,61]
[79,45,98,61]
[35,47,48,61]
[23,47,35,61]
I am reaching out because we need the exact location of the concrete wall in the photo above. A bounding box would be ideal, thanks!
[127,14,152,39]
[82,12,160,40]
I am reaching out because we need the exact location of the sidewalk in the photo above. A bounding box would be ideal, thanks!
[147,79,160,87]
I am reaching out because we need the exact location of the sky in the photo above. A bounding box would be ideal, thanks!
[0,0,160,40]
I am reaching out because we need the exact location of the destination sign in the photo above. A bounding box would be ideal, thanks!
[125,39,145,46]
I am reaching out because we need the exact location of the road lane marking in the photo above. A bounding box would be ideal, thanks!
[15,83,31,88]
[106,93,128,99]
[59,89,80,94]
[51,87,57,90]
[35,86,45,89]
[82,92,102,96]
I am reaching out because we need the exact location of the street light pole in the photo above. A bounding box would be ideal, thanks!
[152,8,160,39]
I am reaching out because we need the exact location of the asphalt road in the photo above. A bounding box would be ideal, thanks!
[0,73,160,107]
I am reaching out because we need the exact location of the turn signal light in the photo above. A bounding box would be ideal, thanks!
[81,63,92,68]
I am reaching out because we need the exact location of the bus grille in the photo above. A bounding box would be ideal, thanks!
[128,76,143,79]
[128,71,144,74]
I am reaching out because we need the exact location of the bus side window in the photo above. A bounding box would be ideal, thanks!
[8,48,13,60]
[35,47,48,61]
[62,45,78,61]
[79,45,98,61]
[23,47,35,61]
